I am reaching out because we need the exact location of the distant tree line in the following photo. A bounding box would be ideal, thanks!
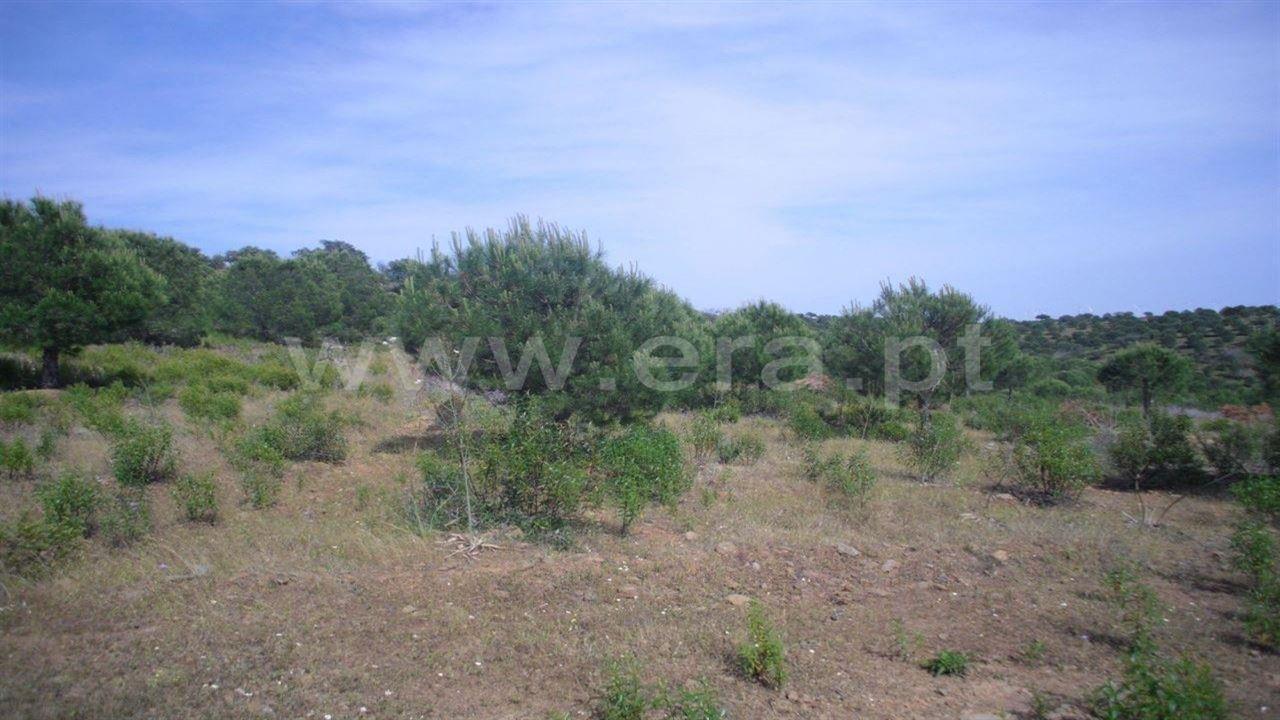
[1,195,1276,417]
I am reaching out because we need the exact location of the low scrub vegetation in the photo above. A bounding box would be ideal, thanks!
[899,412,966,482]
[1093,566,1228,720]
[594,660,725,720]
[922,649,970,677]
[737,599,787,689]
[172,472,218,523]
[111,419,179,486]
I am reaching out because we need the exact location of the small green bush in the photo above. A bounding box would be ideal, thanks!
[687,412,723,458]
[1093,566,1230,720]
[111,420,178,486]
[481,406,589,531]
[172,472,218,523]
[37,472,99,537]
[1233,474,1280,521]
[1,437,35,480]
[923,650,970,677]
[0,511,81,576]
[899,412,966,482]
[737,599,787,688]
[716,431,765,465]
[833,447,877,506]
[1229,519,1279,649]
[1092,654,1229,720]
[253,393,347,462]
[178,383,241,423]
[1013,411,1099,502]
[0,392,40,425]
[1111,413,1205,488]
[661,682,725,720]
[405,451,472,532]
[239,471,280,509]
[230,431,287,478]
[97,488,152,547]
[35,428,56,460]
[787,401,829,440]
[600,424,687,534]
[598,659,648,720]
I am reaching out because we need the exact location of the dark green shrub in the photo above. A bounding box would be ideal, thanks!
[172,472,218,523]
[1013,411,1099,502]
[1,437,35,480]
[1232,475,1280,521]
[0,512,81,576]
[922,650,970,677]
[37,472,99,537]
[260,393,347,462]
[0,392,40,425]
[1111,413,1205,488]
[98,487,152,547]
[480,407,589,531]
[230,430,287,479]
[899,412,966,482]
[111,420,178,486]
[737,599,786,688]
[600,424,686,534]
[787,401,829,440]
[178,383,241,423]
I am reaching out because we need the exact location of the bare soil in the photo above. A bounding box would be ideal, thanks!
[1,393,1277,719]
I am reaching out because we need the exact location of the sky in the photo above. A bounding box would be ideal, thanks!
[1,1,1277,319]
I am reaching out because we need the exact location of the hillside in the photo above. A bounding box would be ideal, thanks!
[1011,306,1279,407]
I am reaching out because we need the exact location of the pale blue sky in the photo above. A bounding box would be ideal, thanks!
[2,1,1277,318]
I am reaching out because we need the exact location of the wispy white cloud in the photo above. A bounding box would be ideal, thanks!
[1,1,1276,316]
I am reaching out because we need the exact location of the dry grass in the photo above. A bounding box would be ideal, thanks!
[0,356,1276,719]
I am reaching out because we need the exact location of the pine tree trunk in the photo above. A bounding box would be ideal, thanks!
[40,347,60,389]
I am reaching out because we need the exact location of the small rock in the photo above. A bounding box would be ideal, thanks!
[961,714,1001,720]
[684,531,699,541]
[834,543,861,558]
[960,512,979,521]
[400,605,416,615]
[750,561,761,571]
[993,492,1017,503]
[991,550,1010,564]
[881,559,899,572]
[715,542,737,555]
[726,593,752,607]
